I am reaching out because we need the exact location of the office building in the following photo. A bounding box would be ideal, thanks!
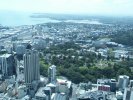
[48,65,56,83]
[35,86,51,100]
[16,45,26,55]
[23,50,40,87]
[57,79,72,95]
[118,75,129,91]
[97,79,117,92]
[0,54,15,77]
[123,87,133,100]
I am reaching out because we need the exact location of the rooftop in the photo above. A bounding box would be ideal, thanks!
[0,54,12,58]
[35,87,47,98]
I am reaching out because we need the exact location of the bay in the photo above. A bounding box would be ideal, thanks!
[0,11,60,27]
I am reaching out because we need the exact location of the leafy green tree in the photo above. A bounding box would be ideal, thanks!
[117,68,129,76]
[79,67,89,75]
[40,60,49,77]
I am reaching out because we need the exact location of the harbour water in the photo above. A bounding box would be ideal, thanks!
[0,11,103,27]
[0,11,60,26]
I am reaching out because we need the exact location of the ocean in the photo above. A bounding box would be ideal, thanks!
[0,11,103,27]
[0,11,60,27]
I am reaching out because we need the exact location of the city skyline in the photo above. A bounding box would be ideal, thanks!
[0,0,133,16]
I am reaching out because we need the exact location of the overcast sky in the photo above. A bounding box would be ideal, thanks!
[0,0,133,16]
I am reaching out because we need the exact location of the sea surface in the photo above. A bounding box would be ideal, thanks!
[0,11,61,27]
[0,11,103,27]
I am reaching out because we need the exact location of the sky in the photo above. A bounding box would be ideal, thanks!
[0,0,133,16]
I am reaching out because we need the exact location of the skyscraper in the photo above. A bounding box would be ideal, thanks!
[23,50,40,87]
[48,65,56,83]
[118,75,129,91]
[123,87,133,100]
[0,54,15,77]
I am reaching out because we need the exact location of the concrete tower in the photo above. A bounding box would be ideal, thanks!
[23,50,40,87]
[48,65,56,83]
[0,54,15,77]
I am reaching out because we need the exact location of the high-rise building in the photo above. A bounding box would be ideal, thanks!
[123,87,133,100]
[118,75,129,91]
[0,54,15,77]
[23,50,40,87]
[48,65,56,83]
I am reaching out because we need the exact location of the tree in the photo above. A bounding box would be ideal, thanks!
[79,67,89,75]
[117,68,129,76]
[101,67,115,78]
[40,60,49,76]
[84,74,96,83]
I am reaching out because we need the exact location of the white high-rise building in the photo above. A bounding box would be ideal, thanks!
[118,75,129,90]
[48,65,56,83]
[123,87,133,100]
[23,50,40,87]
